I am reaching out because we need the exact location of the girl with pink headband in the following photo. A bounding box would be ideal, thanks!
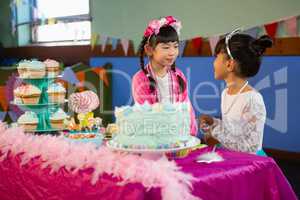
[132,16,198,135]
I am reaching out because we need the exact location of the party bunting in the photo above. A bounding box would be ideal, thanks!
[111,38,118,51]
[61,67,79,85]
[264,22,278,38]
[76,71,85,91]
[208,36,219,55]
[192,37,202,53]
[244,27,260,38]
[0,86,8,112]
[0,112,6,122]
[90,33,99,51]
[120,38,130,55]
[179,40,187,57]
[284,16,298,37]
[92,67,109,87]
[100,35,108,52]
[76,71,85,83]
[8,111,18,122]
[132,38,141,55]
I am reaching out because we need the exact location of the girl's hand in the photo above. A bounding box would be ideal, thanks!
[199,115,220,146]
[204,134,220,146]
[199,115,214,131]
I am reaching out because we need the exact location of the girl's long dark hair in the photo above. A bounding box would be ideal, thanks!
[139,25,185,93]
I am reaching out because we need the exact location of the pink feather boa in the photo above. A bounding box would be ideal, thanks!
[0,123,200,200]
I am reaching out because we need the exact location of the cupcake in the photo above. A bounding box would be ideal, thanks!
[17,60,30,78]
[20,84,41,104]
[50,108,68,129]
[17,111,38,131]
[44,59,60,77]
[47,83,66,103]
[13,85,25,103]
[27,60,46,78]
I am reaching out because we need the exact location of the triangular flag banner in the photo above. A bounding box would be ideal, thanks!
[132,38,141,55]
[0,112,6,122]
[90,33,99,51]
[0,86,8,111]
[48,18,56,25]
[120,38,130,55]
[192,37,202,53]
[100,35,108,52]
[284,16,298,37]
[179,40,186,57]
[111,38,118,51]
[208,36,219,55]
[76,71,86,83]
[76,71,86,92]
[264,22,278,38]
[8,111,18,122]
[244,27,259,38]
[92,67,109,87]
[61,67,79,85]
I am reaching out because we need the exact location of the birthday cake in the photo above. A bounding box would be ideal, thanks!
[109,102,198,150]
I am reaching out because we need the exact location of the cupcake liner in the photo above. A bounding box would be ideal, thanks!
[27,70,46,78]
[48,93,65,103]
[20,123,38,131]
[50,119,65,129]
[21,96,40,104]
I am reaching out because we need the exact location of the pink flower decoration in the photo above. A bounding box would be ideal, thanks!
[143,16,182,38]
[165,16,176,24]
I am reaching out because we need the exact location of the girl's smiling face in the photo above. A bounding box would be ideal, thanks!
[147,41,179,68]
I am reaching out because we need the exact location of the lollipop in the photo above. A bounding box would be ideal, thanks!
[68,90,99,113]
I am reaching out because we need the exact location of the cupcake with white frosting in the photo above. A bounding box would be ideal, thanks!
[47,83,66,103]
[17,60,31,78]
[19,84,41,104]
[27,60,46,78]
[50,108,68,129]
[44,59,60,77]
[17,111,38,131]
[13,85,25,104]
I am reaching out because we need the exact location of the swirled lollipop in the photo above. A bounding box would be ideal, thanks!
[68,90,99,113]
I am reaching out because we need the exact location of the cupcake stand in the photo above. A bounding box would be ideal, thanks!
[11,75,67,134]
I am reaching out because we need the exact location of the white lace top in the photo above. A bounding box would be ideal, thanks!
[211,88,266,154]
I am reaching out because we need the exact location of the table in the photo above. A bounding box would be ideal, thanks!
[0,145,297,200]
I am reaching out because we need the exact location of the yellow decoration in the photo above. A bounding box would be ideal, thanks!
[77,112,94,129]
[91,33,99,51]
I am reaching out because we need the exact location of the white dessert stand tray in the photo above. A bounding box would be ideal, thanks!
[106,136,200,159]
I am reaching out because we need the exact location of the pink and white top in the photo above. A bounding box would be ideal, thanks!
[132,64,198,135]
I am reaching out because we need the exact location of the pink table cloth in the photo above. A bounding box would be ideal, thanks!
[0,147,297,200]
